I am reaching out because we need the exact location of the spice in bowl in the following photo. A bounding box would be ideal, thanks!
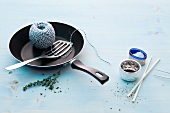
[119,59,141,81]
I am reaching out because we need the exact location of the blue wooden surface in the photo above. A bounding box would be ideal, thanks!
[0,0,170,113]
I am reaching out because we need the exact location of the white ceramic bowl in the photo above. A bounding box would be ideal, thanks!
[119,59,141,81]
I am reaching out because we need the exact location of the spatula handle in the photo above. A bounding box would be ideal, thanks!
[71,60,109,85]
[5,57,41,70]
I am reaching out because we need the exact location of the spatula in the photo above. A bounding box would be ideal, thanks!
[5,40,73,70]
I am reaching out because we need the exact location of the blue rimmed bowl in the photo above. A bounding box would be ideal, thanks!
[129,48,147,66]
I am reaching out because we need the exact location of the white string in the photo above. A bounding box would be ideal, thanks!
[69,29,111,65]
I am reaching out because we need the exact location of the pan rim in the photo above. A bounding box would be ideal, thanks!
[8,20,86,68]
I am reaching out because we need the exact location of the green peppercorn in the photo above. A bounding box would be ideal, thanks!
[52,81,56,85]
[23,87,27,91]
[57,71,61,75]
[49,85,54,90]
[29,83,33,87]
[33,82,36,86]
[53,77,57,81]
[45,81,51,87]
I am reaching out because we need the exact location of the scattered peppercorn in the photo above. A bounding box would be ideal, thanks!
[57,70,61,75]
[23,87,27,91]
[12,80,19,84]
[49,85,54,90]
[8,71,12,74]
[53,73,56,76]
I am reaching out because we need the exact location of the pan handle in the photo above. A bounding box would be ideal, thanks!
[71,59,109,85]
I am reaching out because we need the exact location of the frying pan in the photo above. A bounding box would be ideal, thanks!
[8,21,109,84]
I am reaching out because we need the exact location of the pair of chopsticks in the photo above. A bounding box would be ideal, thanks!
[127,57,160,102]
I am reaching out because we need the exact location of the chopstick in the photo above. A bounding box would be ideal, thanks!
[127,58,160,97]
[132,57,152,102]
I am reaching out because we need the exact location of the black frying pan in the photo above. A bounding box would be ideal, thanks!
[8,21,109,84]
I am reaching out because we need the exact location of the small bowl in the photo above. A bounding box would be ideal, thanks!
[119,59,141,81]
[129,48,147,66]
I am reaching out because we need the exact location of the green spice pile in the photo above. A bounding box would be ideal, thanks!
[23,72,60,91]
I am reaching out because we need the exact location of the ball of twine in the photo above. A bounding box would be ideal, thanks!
[29,21,55,49]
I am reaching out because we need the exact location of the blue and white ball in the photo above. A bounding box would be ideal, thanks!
[29,22,55,49]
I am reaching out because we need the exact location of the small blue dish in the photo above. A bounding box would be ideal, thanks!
[129,48,147,66]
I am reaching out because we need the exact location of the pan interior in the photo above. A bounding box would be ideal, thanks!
[9,22,84,67]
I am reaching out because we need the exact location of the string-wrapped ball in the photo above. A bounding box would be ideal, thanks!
[29,22,55,49]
